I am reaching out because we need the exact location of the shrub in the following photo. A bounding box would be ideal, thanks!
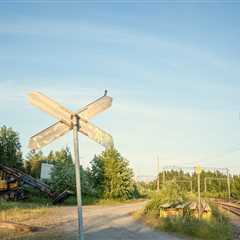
[144,181,187,214]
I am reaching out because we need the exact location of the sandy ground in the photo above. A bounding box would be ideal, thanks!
[7,201,186,240]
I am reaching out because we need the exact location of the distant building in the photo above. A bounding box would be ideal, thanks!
[40,163,54,180]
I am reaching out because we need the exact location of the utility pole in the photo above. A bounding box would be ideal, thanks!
[198,173,201,218]
[195,165,202,219]
[163,170,165,185]
[157,156,160,191]
[204,177,207,193]
[204,176,230,200]
[227,168,231,202]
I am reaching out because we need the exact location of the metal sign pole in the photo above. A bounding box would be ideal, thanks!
[73,115,84,240]
[195,165,202,219]
[163,170,165,185]
[28,91,113,240]
[204,178,207,193]
[157,156,160,191]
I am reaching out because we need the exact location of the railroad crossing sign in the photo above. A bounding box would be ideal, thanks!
[28,91,113,240]
[28,91,113,150]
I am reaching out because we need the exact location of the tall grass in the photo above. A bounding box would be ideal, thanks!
[147,210,233,240]
[0,199,49,223]
[141,181,233,240]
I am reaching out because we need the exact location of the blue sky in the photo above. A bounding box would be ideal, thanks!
[1,2,240,176]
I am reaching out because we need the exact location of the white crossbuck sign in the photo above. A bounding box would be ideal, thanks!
[28,91,113,150]
[28,91,113,240]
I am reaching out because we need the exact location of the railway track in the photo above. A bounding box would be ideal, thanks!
[215,200,240,216]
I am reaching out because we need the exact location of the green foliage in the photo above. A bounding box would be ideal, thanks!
[49,148,94,197]
[0,125,23,169]
[24,148,72,178]
[89,155,105,197]
[0,197,50,211]
[231,175,240,199]
[23,146,137,203]
[49,148,75,193]
[90,147,137,200]
[143,194,233,240]
[25,150,45,178]
[50,147,137,201]
[139,169,240,200]
[153,213,233,240]
[137,181,155,197]
[144,181,187,214]
[50,160,75,193]
[63,195,98,206]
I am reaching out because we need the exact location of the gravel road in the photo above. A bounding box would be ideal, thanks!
[13,201,186,240]
[27,201,183,240]
[81,201,185,240]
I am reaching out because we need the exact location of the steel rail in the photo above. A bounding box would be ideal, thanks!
[215,200,240,217]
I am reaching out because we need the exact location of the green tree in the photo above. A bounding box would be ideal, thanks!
[0,125,23,168]
[24,148,72,179]
[50,154,76,193]
[49,148,93,196]
[231,175,240,199]
[89,155,105,197]
[24,150,45,178]
[90,147,135,200]
[151,169,230,199]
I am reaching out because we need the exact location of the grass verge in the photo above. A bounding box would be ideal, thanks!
[136,204,233,240]
[0,200,49,222]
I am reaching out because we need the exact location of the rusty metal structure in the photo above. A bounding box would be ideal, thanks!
[0,164,71,203]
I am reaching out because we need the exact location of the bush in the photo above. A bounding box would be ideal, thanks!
[50,156,94,197]
[144,181,187,214]
[155,213,233,240]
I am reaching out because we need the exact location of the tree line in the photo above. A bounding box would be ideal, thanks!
[139,169,240,199]
[0,125,138,201]
[2,124,240,201]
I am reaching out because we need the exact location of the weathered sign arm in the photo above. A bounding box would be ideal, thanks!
[79,119,113,148]
[28,121,71,150]
[28,91,113,240]
[28,92,113,150]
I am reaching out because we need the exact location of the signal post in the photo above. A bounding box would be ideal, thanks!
[28,91,113,240]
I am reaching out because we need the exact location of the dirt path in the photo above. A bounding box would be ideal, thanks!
[16,201,186,240]
[82,201,185,240]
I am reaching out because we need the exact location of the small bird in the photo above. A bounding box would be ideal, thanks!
[104,90,108,96]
